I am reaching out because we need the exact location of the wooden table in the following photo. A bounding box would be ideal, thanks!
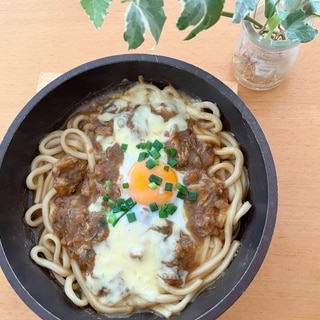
[1,1,320,319]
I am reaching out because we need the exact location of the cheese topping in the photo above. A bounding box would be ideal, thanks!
[86,218,181,306]
[97,83,189,153]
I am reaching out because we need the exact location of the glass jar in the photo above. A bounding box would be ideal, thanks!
[232,19,301,91]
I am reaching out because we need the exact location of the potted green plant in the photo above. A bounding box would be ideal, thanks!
[80,0,320,90]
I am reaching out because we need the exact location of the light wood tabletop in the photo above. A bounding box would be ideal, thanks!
[1,1,320,319]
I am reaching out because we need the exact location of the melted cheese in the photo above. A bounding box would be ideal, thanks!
[86,83,194,306]
[86,218,181,306]
[97,86,189,153]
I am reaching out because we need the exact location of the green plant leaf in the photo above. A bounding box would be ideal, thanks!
[176,1,206,30]
[138,0,166,44]
[80,0,112,29]
[232,0,257,23]
[282,9,319,42]
[283,0,306,14]
[286,23,318,42]
[282,9,310,29]
[180,0,225,40]
[265,13,281,39]
[284,0,320,16]
[304,0,320,15]
[124,0,166,49]
[124,3,145,49]
[264,0,277,19]
[310,0,320,14]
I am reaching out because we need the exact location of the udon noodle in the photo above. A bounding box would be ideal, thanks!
[25,78,251,318]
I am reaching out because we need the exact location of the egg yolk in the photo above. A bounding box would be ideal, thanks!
[128,161,178,206]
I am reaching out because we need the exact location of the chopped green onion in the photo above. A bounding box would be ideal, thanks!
[108,214,117,226]
[188,191,198,201]
[149,174,163,186]
[146,158,158,169]
[149,148,161,159]
[102,193,110,201]
[127,212,137,223]
[148,182,158,190]
[167,158,178,167]
[125,197,137,209]
[177,191,186,199]
[146,140,153,150]
[163,165,169,172]
[136,142,146,149]
[104,196,138,227]
[149,202,159,212]
[116,198,125,205]
[122,182,129,189]
[98,217,107,227]
[113,206,121,213]
[108,212,126,227]
[159,208,168,218]
[152,139,163,151]
[166,203,178,215]
[159,210,168,218]
[176,182,187,194]
[120,204,129,212]
[105,180,112,187]
[176,182,187,199]
[166,148,177,157]
[164,182,173,192]
[120,143,128,152]
[138,151,148,162]
[107,199,116,208]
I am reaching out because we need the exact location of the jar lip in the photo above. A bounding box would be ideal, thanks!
[242,19,300,49]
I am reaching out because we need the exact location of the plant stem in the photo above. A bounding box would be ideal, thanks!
[221,11,264,29]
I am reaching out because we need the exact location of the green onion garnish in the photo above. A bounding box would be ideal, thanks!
[149,202,159,212]
[166,203,178,215]
[98,217,107,227]
[126,212,137,223]
[105,180,112,187]
[159,208,168,218]
[108,212,126,227]
[102,194,138,227]
[166,148,177,157]
[107,199,116,208]
[163,165,169,172]
[120,143,128,152]
[176,182,187,194]
[146,140,153,150]
[136,142,146,149]
[102,193,110,201]
[152,139,163,151]
[149,174,163,186]
[116,198,125,205]
[138,151,148,162]
[145,158,158,169]
[108,214,117,226]
[112,205,121,213]
[148,182,158,190]
[149,148,161,159]
[164,182,173,192]
[125,197,137,209]
[177,191,186,199]
[188,191,198,201]
[122,182,129,189]
[167,158,178,167]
